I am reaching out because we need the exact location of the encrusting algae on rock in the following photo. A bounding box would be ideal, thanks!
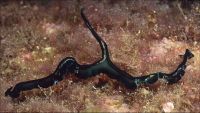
[1,0,200,112]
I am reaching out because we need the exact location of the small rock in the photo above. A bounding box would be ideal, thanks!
[162,102,174,112]
[140,88,150,96]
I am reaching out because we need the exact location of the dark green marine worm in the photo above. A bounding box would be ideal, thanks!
[5,9,194,98]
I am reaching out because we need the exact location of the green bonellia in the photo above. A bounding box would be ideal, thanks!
[5,9,194,98]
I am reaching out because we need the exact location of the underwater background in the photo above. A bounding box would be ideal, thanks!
[0,0,200,112]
